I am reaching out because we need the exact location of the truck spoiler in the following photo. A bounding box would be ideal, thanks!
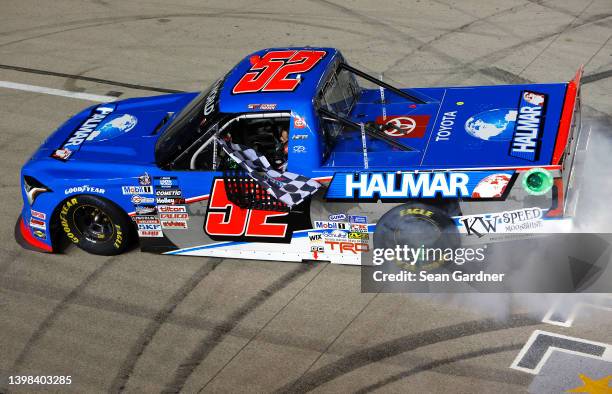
[552,66,586,218]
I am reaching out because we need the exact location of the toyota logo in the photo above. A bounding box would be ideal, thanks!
[384,117,417,136]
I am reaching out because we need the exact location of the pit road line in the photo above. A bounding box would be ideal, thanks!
[0,80,116,102]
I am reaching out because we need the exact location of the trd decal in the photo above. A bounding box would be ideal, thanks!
[232,50,326,94]
[204,179,291,242]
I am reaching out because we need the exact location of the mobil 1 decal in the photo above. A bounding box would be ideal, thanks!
[509,91,547,161]
[203,178,309,243]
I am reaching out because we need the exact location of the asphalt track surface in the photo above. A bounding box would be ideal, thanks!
[1,1,612,393]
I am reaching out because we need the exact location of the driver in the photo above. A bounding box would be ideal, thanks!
[272,127,289,171]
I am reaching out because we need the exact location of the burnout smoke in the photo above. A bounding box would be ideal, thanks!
[404,112,612,320]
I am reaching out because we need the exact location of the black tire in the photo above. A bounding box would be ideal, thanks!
[374,203,460,271]
[58,195,133,255]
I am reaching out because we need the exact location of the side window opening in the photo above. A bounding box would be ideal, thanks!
[190,114,291,171]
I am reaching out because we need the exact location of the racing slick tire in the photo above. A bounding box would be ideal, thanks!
[373,203,460,271]
[57,195,133,256]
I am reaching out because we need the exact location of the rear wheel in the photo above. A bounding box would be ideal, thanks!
[58,195,133,255]
[374,203,460,271]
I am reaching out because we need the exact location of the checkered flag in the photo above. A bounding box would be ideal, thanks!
[216,138,321,208]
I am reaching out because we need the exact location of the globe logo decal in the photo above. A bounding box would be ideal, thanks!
[464,109,517,141]
[89,114,138,142]
[472,173,511,198]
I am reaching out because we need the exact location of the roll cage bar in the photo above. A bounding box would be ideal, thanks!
[338,63,430,104]
[318,107,413,152]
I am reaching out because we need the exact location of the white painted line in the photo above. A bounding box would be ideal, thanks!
[510,330,612,375]
[0,81,116,102]
[542,297,612,327]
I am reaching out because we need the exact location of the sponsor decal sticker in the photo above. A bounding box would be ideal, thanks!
[350,223,368,233]
[157,205,187,213]
[435,111,457,142]
[161,220,188,229]
[33,229,46,240]
[89,114,137,142]
[308,232,325,255]
[293,145,306,153]
[328,213,346,221]
[323,229,348,241]
[154,176,179,189]
[510,91,547,161]
[138,172,151,186]
[138,223,161,231]
[327,171,514,200]
[471,173,512,198]
[131,195,155,204]
[29,218,46,230]
[156,197,185,205]
[314,221,349,230]
[325,240,369,254]
[122,186,153,195]
[138,229,163,237]
[247,103,278,110]
[457,207,543,237]
[52,148,73,160]
[292,134,308,140]
[294,115,306,129]
[135,205,157,215]
[348,232,369,240]
[135,217,160,225]
[375,115,430,138]
[158,205,187,213]
[204,79,223,116]
[64,185,105,195]
[155,188,182,197]
[53,106,114,160]
[30,209,46,220]
[160,213,189,220]
[348,215,367,224]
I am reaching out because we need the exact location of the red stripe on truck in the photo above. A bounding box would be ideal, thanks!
[552,66,583,165]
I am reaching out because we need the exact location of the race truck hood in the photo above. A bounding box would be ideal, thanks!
[331,82,568,169]
[32,92,197,164]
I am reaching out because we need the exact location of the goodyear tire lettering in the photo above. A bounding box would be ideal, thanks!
[400,208,434,217]
[113,224,123,249]
[60,197,79,243]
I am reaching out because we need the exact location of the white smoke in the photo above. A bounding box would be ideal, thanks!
[411,112,612,321]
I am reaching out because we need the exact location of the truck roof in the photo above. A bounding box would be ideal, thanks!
[218,47,338,114]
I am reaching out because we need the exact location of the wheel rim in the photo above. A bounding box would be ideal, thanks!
[73,205,114,244]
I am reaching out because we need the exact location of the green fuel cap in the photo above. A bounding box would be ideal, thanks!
[522,168,553,195]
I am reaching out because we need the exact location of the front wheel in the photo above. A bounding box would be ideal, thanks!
[58,195,134,255]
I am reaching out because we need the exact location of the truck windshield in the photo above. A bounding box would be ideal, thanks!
[319,67,360,139]
[155,78,224,168]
